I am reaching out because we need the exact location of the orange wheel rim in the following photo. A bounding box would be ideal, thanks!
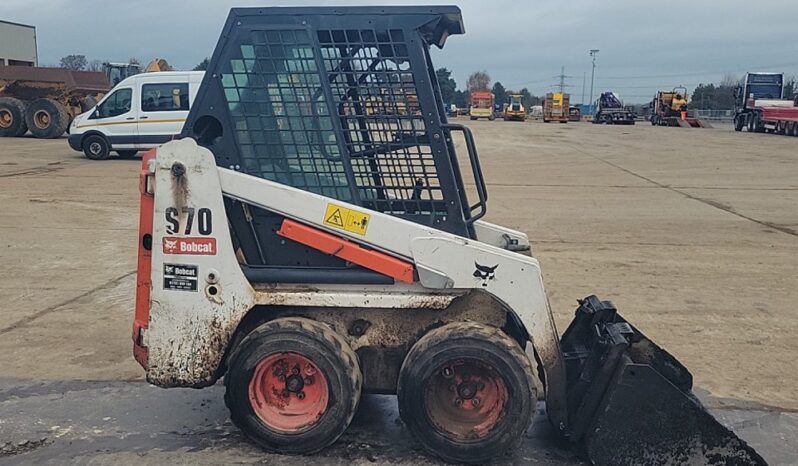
[248,352,329,432]
[33,110,50,129]
[424,358,508,441]
[0,109,11,128]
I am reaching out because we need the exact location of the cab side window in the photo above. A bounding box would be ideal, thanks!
[94,88,132,118]
[141,83,190,112]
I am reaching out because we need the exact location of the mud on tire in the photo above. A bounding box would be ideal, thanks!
[0,97,28,137]
[224,317,362,455]
[397,322,536,464]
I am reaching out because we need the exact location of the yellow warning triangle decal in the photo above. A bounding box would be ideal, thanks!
[326,209,345,227]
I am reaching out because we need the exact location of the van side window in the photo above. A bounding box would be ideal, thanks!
[94,88,132,118]
[141,83,190,112]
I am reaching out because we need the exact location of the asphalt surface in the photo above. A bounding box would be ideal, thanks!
[1,378,796,465]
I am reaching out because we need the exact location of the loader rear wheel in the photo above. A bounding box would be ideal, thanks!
[25,98,69,139]
[0,97,28,137]
[398,322,536,464]
[225,317,362,455]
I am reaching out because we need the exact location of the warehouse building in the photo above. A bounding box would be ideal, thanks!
[0,20,38,66]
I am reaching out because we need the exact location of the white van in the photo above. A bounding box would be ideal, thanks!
[68,71,205,160]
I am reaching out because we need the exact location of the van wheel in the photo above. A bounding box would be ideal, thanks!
[116,150,138,158]
[0,97,28,137]
[83,135,111,160]
[225,317,362,455]
[25,98,69,139]
[398,322,536,464]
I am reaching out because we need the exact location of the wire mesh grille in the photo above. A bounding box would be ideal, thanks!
[220,26,447,216]
[222,29,351,201]
[318,29,445,215]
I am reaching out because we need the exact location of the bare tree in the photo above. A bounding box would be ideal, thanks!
[467,71,491,93]
[59,54,87,71]
[720,73,739,89]
[86,59,104,72]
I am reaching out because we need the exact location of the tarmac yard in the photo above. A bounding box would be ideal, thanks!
[1,121,797,464]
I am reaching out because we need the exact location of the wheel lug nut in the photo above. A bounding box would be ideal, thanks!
[297,392,305,400]
[454,398,463,407]
[472,398,481,407]
[278,375,285,382]
[304,377,313,385]
[292,367,300,375]
[442,367,454,379]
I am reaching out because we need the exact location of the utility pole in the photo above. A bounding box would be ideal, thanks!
[589,49,600,112]
[582,72,586,105]
[553,66,573,93]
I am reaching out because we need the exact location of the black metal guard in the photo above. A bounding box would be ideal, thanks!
[182,7,479,268]
[443,123,487,225]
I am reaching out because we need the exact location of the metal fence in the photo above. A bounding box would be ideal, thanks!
[693,110,735,121]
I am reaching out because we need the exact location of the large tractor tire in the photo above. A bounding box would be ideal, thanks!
[25,98,69,139]
[0,97,28,137]
[397,322,536,464]
[225,317,362,455]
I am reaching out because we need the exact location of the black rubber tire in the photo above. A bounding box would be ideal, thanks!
[0,97,28,137]
[82,134,111,160]
[397,322,536,464]
[116,150,138,158]
[225,317,362,455]
[734,115,745,132]
[25,98,69,139]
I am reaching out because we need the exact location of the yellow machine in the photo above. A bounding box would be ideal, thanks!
[651,86,711,128]
[543,92,569,123]
[504,94,527,121]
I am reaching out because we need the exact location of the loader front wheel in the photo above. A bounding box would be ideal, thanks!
[398,322,536,464]
[225,317,362,455]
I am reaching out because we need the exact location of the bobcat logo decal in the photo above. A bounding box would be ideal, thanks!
[473,262,499,287]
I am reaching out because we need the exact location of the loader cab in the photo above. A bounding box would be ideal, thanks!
[181,7,494,270]
[68,71,204,160]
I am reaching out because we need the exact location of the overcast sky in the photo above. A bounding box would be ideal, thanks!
[4,0,798,103]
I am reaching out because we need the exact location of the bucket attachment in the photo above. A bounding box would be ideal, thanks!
[560,296,767,466]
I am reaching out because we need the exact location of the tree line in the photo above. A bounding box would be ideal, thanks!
[685,74,796,110]
[436,69,543,108]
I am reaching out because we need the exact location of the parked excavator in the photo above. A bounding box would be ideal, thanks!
[133,7,766,465]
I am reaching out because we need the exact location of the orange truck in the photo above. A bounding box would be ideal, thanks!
[469,91,495,120]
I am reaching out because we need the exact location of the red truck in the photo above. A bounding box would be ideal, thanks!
[734,73,798,136]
